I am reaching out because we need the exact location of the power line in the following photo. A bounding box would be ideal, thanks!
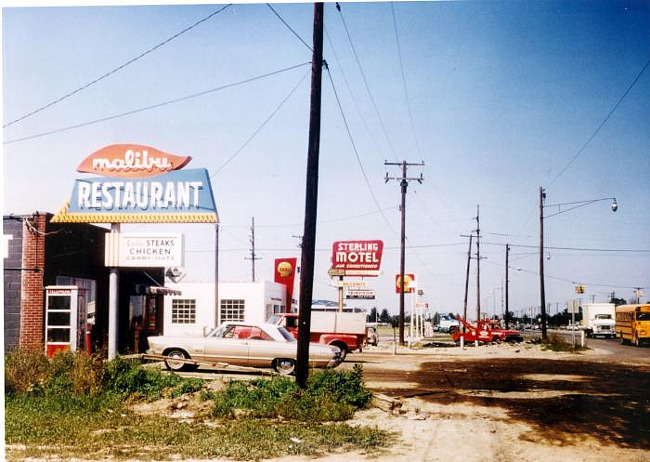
[266,3,312,52]
[3,4,233,128]
[324,27,388,162]
[483,241,650,253]
[390,2,421,158]
[335,2,398,161]
[483,258,646,290]
[324,64,395,233]
[546,55,650,187]
[210,69,309,178]
[4,62,311,145]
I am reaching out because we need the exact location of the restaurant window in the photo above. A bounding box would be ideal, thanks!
[171,299,196,324]
[220,299,245,323]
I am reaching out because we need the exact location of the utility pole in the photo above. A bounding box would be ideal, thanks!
[245,217,261,282]
[296,2,324,389]
[461,233,473,325]
[214,223,220,327]
[505,243,510,329]
[385,160,424,346]
[475,205,482,322]
[539,187,548,339]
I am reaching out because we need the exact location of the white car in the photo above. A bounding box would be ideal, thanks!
[147,321,342,375]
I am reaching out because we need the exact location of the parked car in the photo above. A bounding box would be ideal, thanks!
[147,322,343,375]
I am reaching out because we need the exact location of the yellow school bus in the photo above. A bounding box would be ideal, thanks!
[615,304,650,346]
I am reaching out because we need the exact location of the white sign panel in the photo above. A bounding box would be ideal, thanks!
[105,233,184,267]
[346,289,376,300]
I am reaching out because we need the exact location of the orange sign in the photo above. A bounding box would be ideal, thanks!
[395,273,415,294]
[77,144,192,178]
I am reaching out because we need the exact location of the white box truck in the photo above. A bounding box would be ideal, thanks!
[580,303,616,338]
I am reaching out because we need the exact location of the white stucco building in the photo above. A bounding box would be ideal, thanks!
[162,281,287,337]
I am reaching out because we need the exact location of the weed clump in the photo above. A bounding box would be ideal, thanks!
[210,364,372,421]
[540,334,588,352]
[4,350,202,401]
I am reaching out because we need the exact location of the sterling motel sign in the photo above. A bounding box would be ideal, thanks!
[52,144,218,223]
[330,240,383,277]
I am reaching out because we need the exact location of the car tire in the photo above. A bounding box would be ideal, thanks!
[164,348,190,371]
[331,342,348,360]
[274,358,296,375]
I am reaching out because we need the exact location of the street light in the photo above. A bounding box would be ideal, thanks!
[539,187,618,339]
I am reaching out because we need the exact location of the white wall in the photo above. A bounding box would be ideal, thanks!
[163,281,286,337]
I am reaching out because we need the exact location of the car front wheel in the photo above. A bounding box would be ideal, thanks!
[274,358,296,375]
[164,348,190,371]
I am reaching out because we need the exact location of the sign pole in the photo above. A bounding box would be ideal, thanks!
[107,223,120,360]
[338,276,344,312]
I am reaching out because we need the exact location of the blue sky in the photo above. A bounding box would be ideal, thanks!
[3,1,649,318]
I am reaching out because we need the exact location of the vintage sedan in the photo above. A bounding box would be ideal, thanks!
[147,322,342,375]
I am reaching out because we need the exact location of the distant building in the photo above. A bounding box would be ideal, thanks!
[162,281,287,337]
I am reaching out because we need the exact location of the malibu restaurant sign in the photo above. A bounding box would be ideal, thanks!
[52,144,218,223]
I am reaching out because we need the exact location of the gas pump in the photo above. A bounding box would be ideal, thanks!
[45,286,85,357]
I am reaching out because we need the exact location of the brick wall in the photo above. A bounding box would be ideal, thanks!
[3,217,24,351]
[19,213,46,351]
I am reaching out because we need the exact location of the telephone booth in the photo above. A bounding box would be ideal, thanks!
[44,286,86,357]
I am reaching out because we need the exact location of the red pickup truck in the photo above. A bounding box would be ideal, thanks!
[269,312,367,359]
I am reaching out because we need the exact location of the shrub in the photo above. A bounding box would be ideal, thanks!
[103,356,188,400]
[210,366,372,421]
[4,349,50,396]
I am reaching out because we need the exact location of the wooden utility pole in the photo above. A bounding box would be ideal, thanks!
[245,217,261,282]
[539,187,548,339]
[475,205,481,321]
[462,233,473,324]
[505,243,510,329]
[384,160,424,345]
[296,2,324,389]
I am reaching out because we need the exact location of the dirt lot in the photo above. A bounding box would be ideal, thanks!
[14,342,648,462]
[265,341,650,462]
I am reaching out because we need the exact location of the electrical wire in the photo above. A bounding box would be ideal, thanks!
[324,64,395,234]
[483,258,646,290]
[335,3,398,161]
[266,3,312,52]
[546,55,650,187]
[3,4,233,129]
[324,27,388,162]
[483,241,650,253]
[210,69,310,178]
[4,62,311,145]
[390,2,421,158]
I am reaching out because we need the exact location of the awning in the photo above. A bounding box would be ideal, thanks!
[134,284,181,296]
[148,286,181,296]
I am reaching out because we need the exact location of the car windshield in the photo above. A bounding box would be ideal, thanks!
[637,312,650,321]
[277,326,296,342]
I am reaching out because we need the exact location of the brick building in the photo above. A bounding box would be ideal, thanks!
[3,212,165,354]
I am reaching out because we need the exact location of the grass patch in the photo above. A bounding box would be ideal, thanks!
[5,351,392,461]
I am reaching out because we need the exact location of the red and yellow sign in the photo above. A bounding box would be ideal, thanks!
[331,240,383,277]
[275,258,298,312]
[395,273,415,294]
